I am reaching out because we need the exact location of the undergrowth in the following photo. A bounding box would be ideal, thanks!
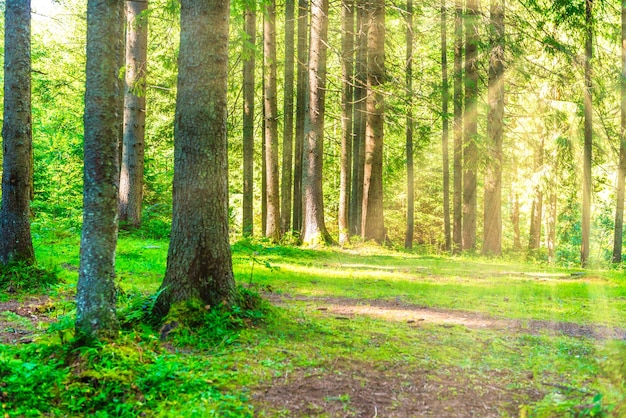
[0,261,60,296]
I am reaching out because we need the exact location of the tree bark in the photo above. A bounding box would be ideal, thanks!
[242,5,256,238]
[529,138,544,251]
[441,0,451,252]
[405,0,414,249]
[581,0,593,267]
[119,0,148,228]
[154,0,235,317]
[76,0,124,341]
[452,0,463,253]
[614,0,626,263]
[0,0,35,265]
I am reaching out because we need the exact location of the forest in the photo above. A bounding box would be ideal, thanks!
[1,0,626,416]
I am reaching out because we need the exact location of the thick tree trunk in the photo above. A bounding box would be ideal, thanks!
[76,0,124,341]
[154,0,235,318]
[280,0,296,234]
[441,0,451,252]
[581,0,593,267]
[242,6,256,238]
[362,0,385,243]
[0,0,35,265]
[301,0,333,246]
[613,1,626,263]
[452,0,463,253]
[483,0,504,256]
[119,0,148,228]
[339,0,354,246]
[405,0,414,249]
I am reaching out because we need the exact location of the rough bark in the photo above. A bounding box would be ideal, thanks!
[242,6,256,237]
[154,0,235,318]
[613,0,626,263]
[405,0,414,249]
[581,0,593,267]
[0,0,35,265]
[76,0,124,341]
[441,0,451,252]
[119,0,148,228]
[452,0,463,253]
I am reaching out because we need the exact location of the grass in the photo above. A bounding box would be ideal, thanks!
[0,225,625,416]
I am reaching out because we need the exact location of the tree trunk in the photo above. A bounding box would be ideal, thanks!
[614,0,626,263]
[154,0,235,318]
[452,0,463,253]
[547,192,557,262]
[529,138,544,251]
[119,0,148,228]
[362,0,385,243]
[405,0,414,249]
[511,191,521,250]
[0,0,35,265]
[301,0,333,246]
[483,0,504,256]
[242,5,256,238]
[339,0,354,246]
[581,0,593,267]
[76,0,124,341]
[441,0,451,252]
[280,0,296,234]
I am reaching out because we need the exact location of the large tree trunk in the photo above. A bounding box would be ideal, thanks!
[339,0,354,246]
[581,0,593,267]
[119,0,148,228]
[280,0,296,234]
[452,0,463,253]
[441,0,451,252]
[0,0,35,265]
[292,0,308,234]
[154,0,235,318]
[405,0,414,249]
[362,0,385,243]
[301,0,333,246]
[76,0,124,341]
[483,0,504,256]
[614,0,626,263]
[264,0,281,242]
[242,5,256,238]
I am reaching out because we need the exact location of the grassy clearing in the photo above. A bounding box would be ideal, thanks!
[0,228,625,416]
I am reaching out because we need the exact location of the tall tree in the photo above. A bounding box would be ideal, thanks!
[441,0,451,252]
[339,0,355,246]
[483,0,504,256]
[452,0,463,253]
[0,0,35,265]
[463,0,479,251]
[581,0,593,267]
[264,0,281,242]
[280,0,296,234]
[528,138,544,251]
[119,0,148,228]
[154,0,235,317]
[613,0,626,263]
[75,0,124,341]
[362,0,386,243]
[405,0,414,249]
[301,0,333,246]
[242,4,256,237]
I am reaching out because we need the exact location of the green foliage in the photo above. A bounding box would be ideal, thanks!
[0,262,60,295]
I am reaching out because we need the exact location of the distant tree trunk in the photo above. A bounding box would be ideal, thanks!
[547,192,557,262]
[339,0,354,245]
[581,0,593,267]
[350,3,367,236]
[242,5,256,238]
[154,0,235,318]
[528,138,544,250]
[301,0,333,246]
[292,0,308,234]
[483,0,504,256]
[264,0,281,242]
[362,0,385,243]
[119,0,148,228]
[441,0,451,252]
[76,0,124,341]
[452,0,463,253]
[0,0,35,265]
[511,191,521,250]
[614,0,626,263]
[405,0,414,249]
[280,0,296,234]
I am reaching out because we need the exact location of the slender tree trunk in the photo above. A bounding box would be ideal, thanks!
[264,0,281,242]
[548,192,557,262]
[0,0,35,265]
[362,0,385,243]
[154,0,235,318]
[452,0,463,253]
[280,0,296,234]
[614,0,626,263]
[339,0,354,245]
[483,0,504,256]
[302,0,333,246]
[292,0,308,234]
[76,0,124,341]
[511,191,521,250]
[242,5,256,237]
[529,138,544,250]
[581,0,593,267]
[441,0,451,252]
[405,0,414,249]
[119,0,148,228]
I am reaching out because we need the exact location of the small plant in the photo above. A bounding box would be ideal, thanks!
[0,261,60,294]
